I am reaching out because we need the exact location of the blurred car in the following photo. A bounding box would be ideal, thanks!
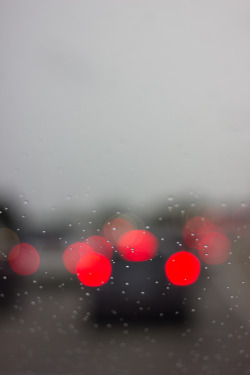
[82,208,206,323]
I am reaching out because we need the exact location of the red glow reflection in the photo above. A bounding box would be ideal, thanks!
[165,251,200,286]
[102,218,136,245]
[76,253,112,287]
[84,236,113,259]
[183,216,217,249]
[63,242,93,274]
[197,232,231,265]
[8,243,40,275]
[116,230,158,261]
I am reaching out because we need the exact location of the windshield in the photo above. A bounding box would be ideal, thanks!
[0,1,250,374]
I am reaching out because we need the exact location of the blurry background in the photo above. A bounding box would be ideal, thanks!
[0,1,250,375]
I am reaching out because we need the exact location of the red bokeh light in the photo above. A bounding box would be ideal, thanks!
[76,253,112,287]
[84,236,113,259]
[116,230,158,262]
[8,243,40,276]
[183,216,217,249]
[63,242,94,274]
[102,217,136,245]
[165,251,200,286]
[196,231,231,265]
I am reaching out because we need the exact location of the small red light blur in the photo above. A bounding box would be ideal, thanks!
[183,216,217,249]
[116,230,158,262]
[196,232,231,265]
[63,242,94,274]
[8,243,40,276]
[102,217,136,245]
[84,236,113,259]
[165,251,200,286]
[76,253,112,287]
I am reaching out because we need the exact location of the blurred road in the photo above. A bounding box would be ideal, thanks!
[0,254,249,375]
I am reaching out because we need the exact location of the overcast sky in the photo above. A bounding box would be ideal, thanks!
[1,0,250,219]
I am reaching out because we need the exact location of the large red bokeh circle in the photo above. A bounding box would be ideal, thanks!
[165,251,200,286]
[8,243,40,276]
[102,217,136,245]
[196,231,231,265]
[76,253,112,287]
[63,242,94,274]
[183,216,217,249]
[116,230,158,261]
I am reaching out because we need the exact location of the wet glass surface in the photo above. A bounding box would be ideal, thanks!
[0,1,250,374]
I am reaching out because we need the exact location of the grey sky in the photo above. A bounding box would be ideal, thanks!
[1,0,250,218]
